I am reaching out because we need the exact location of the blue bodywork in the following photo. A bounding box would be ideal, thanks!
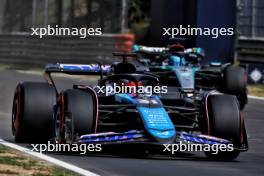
[45,63,112,74]
[60,64,111,72]
[79,93,230,145]
[79,93,176,143]
[80,130,145,143]
[115,94,176,141]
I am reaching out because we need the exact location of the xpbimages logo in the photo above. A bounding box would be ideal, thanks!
[163,141,234,154]
[163,25,234,39]
[93,83,168,96]
[31,141,102,154]
[31,25,102,38]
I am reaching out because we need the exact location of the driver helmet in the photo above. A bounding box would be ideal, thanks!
[168,43,185,52]
[118,79,143,95]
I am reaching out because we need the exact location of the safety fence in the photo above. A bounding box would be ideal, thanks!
[0,33,135,65]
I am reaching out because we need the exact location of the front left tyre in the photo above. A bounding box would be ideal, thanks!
[203,94,247,160]
[12,82,56,143]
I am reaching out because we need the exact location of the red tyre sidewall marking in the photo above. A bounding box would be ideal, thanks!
[244,72,248,83]
[59,94,65,143]
[14,87,21,136]
[205,92,211,135]
[240,112,244,144]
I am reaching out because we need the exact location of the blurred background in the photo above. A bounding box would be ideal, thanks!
[0,0,263,84]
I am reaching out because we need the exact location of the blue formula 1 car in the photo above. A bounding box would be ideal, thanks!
[132,45,248,109]
[11,53,248,160]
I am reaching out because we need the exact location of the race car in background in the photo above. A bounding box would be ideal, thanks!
[12,53,248,160]
[132,45,248,109]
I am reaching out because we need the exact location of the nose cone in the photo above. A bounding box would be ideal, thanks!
[148,129,176,143]
[137,107,176,143]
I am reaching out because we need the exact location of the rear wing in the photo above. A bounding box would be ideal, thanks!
[132,45,168,54]
[44,63,111,94]
[45,63,111,75]
[133,45,205,57]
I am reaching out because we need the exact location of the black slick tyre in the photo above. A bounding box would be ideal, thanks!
[57,89,96,143]
[12,82,56,143]
[204,94,243,160]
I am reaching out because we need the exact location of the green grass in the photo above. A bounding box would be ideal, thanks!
[248,85,264,97]
[31,168,79,176]
[0,63,43,72]
[0,64,11,71]
[0,144,80,176]
[0,170,18,175]
[0,145,8,153]
[0,155,38,170]
[31,166,80,176]
[51,167,80,176]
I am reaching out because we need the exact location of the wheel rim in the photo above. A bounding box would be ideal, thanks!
[54,108,60,141]
[64,114,73,144]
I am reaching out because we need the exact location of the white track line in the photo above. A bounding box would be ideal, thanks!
[0,138,100,176]
[248,95,264,101]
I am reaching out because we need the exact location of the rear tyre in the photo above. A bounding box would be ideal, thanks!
[204,94,242,160]
[12,82,56,143]
[56,89,96,143]
[224,66,247,110]
[224,66,246,92]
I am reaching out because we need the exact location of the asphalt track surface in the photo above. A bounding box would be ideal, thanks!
[0,69,264,176]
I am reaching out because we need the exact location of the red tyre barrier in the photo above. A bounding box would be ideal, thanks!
[113,33,135,53]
